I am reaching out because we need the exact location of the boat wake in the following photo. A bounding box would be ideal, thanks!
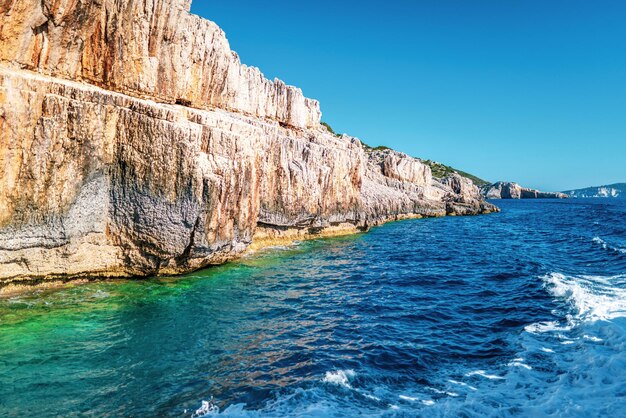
[188,271,626,417]
[542,272,626,322]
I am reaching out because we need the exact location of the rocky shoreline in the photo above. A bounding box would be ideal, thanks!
[0,0,498,292]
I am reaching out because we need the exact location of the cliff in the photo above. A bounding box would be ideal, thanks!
[0,0,497,289]
[481,182,569,199]
[562,183,625,198]
[0,0,320,128]
[421,160,489,187]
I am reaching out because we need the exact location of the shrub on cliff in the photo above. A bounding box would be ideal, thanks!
[321,121,341,137]
[423,160,489,186]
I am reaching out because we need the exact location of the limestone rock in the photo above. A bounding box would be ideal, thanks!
[0,0,498,287]
[481,182,569,199]
[0,0,320,129]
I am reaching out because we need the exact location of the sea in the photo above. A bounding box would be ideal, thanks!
[1,199,625,417]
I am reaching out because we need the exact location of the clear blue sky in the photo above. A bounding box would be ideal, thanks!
[191,1,625,191]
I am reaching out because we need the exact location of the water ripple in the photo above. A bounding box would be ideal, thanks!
[0,199,625,416]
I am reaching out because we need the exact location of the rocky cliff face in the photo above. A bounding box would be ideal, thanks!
[0,0,497,289]
[481,182,569,199]
[0,0,320,129]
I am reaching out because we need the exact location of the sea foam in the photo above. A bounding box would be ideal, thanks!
[322,370,356,388]
[191,399,219,417]
[542,272,626,322]
[465,370,505,380]
[524,321,572,334]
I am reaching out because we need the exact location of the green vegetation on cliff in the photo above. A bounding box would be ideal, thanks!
[360,140,488,186]
[321,122,342,137]
[361,143,391,152]
[422,160,489,186]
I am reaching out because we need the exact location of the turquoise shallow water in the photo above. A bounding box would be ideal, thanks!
[1,199,625,417]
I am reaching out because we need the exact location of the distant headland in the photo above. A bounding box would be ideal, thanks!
[563,183,626,198]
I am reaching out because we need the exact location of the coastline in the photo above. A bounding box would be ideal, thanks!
[0,0,498,296]
[0,211,495,298]
[247,213,432,252]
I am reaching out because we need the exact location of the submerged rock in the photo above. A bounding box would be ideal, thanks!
[481,182,569,199]
[0,0,498,287]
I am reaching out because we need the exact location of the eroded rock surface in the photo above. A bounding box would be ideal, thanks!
[0,0,320,129]
[0,0,498,287]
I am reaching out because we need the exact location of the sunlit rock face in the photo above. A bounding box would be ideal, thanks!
[0,0,497,286]
[481,182,569,199]
[0,0,320,129]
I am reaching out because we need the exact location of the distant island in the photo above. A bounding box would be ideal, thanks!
[563,183,626,198]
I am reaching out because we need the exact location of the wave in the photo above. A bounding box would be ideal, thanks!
[465,370,504,380]
[592,237,626,254]
[322,369,356,389]
[190,369,460,417]
[448,379,478,391]
[190,398,220,417]
[542,272,626,322]
[321,370,387,404]
[524,321,572,334]
[507,358,533,370]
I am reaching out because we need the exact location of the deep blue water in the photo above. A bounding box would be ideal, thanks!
[1,199,625,417]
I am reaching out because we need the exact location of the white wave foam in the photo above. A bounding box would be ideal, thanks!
[541,347,555,353]
[399,395,418,402]
[583,335,603,342]
[448,379,478,391]
[422,400,436,406]
[427,387,460,397]
[322,370,356,388]
[593,236,609,250]
[362,393,380,401]
[543,272,626,322]
[191,399,219,417]
[507,360,533,370]
[322,370,384,402]
[524,321,572,334]
[555,334,575,342]
[465,370,504,380]
[428,387,445,395]
[593,237,626,254]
